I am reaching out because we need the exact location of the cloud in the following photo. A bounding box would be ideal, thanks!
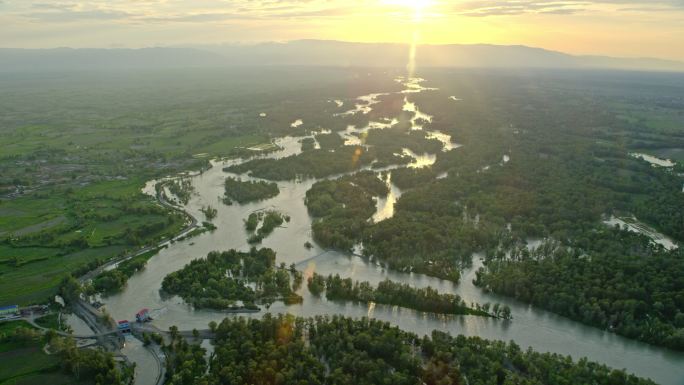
[12,0,362,24]
[452,0,684,17]
[24,9,133,22]
[11,0,684,24]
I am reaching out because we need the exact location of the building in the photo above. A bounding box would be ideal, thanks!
[117,320,131,333]
[135,308,151,322]
[0,305,19,317]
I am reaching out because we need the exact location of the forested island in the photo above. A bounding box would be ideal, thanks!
[200,205,217,220]
[225,145,378,180]
[160,314,656,385]
[305,171,388,250]
[244,210,289,244]
[475,228,684,350]
[307,273,510,318]
[161,248,302,310]
[222,176,279,205]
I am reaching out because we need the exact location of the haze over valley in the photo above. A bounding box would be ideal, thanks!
[1,1,684,385]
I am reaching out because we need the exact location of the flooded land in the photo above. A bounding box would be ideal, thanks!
[97,76,684,385]
[3,67,684,385]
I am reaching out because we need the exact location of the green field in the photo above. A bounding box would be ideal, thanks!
[0,321,91,385]
[0,68,381,305]
[0,322,55,384]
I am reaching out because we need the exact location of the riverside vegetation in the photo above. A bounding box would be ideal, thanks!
[222,177,280,205]
[160,314,656,385]
[161,248,303,310]
[227,69,684,350]
[2,65,684,368]
[307,273,512,319]
[0,67,392,305]
[244,210,290,244]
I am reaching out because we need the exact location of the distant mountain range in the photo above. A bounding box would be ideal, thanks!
[1,40,682,72]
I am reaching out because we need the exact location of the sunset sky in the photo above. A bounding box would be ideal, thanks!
[1,0,683,61]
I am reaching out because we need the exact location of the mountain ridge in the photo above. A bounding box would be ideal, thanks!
[1,40,682,72]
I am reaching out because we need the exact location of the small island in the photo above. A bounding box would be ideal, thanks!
[223,176,279,205]
[200,205,217,220]
[308,273,511,319]
[161,248,302,310]
[244,210,290,244]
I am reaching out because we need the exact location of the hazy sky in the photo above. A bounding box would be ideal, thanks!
[1,0,683,60]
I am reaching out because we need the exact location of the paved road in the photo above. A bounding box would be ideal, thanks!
[23,315,118,340]
[132,323,216,340]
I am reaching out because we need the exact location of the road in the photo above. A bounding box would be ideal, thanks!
[63,180,203,385]
[79,183,199,284]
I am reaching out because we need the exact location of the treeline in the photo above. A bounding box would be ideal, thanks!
[305,171,388,250]
[475,228,684,350]
[89,247,161,294]
[307,273,509,318]
[161,248,302,310]
[226,145,375,180]
[222,176,279,205]
[160,314,656,385]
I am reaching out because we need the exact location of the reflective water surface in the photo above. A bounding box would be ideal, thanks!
[100,78,684,385]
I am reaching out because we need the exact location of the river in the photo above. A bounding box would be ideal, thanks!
[100,78,684,385]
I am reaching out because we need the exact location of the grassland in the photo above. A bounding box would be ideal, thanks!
[0,67,397,306]
[0,178,188,304]
[0,321,82,385]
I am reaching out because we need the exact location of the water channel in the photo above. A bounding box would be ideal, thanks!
[99,78,684,385]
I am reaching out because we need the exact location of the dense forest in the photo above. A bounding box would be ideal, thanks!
[475,228,684,350]
[390,167,439,189]
[305,171,388,250]
[224,69,684,350]
[161,248,302,310]
[315,132,345,150]
[161,314,656,385]
[299,71,684,347]
[222,176,279,205]
[307,273,509,318]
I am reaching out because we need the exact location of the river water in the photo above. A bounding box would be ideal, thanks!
[121,335,160,385]
[100,78,684,385]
